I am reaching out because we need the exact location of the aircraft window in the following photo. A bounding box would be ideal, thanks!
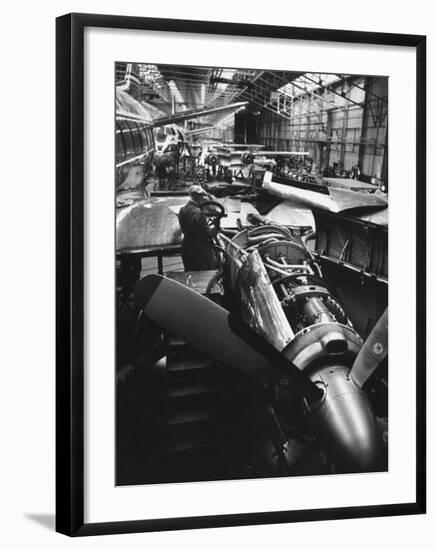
[143,128,150,149]
[131,124,139,151]
[115,120,127,163]
[122,122,135,157]
[143,125,152,152]
[130,125,139,153]
[116,118,155,163]
[146,128,154,150]
[143,125,150,151]
[136,124,147,154]
[155,128,166,142]
[133,123,144,151]
[137,123,145,150]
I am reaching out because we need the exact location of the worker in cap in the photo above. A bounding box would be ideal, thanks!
[188,184,208,198]
[178,185,219,271]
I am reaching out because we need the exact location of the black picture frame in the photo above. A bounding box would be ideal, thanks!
[56,12,426,537]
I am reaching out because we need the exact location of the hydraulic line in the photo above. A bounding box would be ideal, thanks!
[264,256,313,273]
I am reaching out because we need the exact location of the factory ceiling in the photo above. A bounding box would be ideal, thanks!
[116,62,307,122]
[116,62,386,129]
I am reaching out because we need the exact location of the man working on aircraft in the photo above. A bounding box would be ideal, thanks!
[178,185,219,271]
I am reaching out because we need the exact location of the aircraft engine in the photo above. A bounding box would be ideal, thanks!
[225,224,383,471]
[241,152,255,165]
[206,153,219,166]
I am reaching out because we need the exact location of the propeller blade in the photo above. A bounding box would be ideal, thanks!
[134,274,322,403]
[350,308,388,387]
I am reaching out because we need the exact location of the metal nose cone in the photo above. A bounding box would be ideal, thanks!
[308,365,383,473]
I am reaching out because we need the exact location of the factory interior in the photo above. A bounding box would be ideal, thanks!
[115,62,388,486]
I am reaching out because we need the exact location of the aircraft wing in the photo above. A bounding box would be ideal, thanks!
[115,88,155,123]
[221,143,264,149]
[151,101,248,127]
[166,197,260,230]
[323,177,379,192]
[116,197,186,254]
[262,172,388,214]
[253,151,309,156]
[218,200,260,230]
[266,200,315,231]
[185,126,217,136]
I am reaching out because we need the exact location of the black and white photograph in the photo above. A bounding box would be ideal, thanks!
[115,62,389,487]
[0,0,431,546]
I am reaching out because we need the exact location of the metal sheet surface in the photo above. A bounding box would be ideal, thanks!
[217,199,260,229]
[237,250,295,351]
[324,177,379,192]
[352,208,388,228]
[328,187,388,213]
[266,200,315,231]
[263,172,387,214]
[116,197,186,252]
